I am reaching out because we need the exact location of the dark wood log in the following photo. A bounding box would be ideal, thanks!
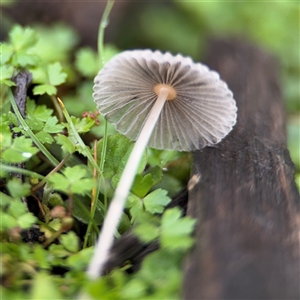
[184,39,300,299]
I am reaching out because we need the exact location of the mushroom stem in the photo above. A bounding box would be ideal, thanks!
[87,87,170,279]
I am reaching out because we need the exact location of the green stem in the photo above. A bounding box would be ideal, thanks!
[0,164,46,180]
[98,0,115,69]
[98,0,112,197]
[100,122,109,210]
[99,120,108,173]
[56,97,100,173]
[98,0,113,208]
[8,89,60,167]
[51,95,64,123]
[83,0,115,249]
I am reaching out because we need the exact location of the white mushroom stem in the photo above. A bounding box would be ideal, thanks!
[86,87,170,279]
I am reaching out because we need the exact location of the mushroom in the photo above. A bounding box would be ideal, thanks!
[87,49,237,278]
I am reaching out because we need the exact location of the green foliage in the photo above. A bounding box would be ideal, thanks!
[1,2,299,299]
[49,166,94,195]
[75,47,99,78]
[161,207,196,251]
[0,11,192,300]
[32,62,67,96]
[95,133,147,187]
[0,123,39,163]
[0,190,37,231]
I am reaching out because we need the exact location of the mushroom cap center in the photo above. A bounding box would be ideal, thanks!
[154,84,177,100]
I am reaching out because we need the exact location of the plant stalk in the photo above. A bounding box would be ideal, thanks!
[86,88,169,279]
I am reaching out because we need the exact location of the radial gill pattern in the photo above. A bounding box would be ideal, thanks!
[93,50,237,151]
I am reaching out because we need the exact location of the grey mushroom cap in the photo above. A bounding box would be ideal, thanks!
[93,49,237,151]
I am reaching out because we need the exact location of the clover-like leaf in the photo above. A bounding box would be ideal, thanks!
[26,98,53,121]
[35,131,54,144]
[60,231,79,253]
[0,65,15,86]
[49,165,94,195]
[55,134,76,154]
[0,124,12,150]
[44,116,64,133]
[143,189,171,214]
[69,116,95,134]
[132,173,154,198]
[13,51,39,67]
[33,84,57,96]
[132,166,163,198]
[9,25,38,51]
[7,178,31,198]
[1,136,39,163]
[17,212,37,229]
[160,207,196,251]
[0,43,14,65]
[48,62,67,86]
[133,221,160,243]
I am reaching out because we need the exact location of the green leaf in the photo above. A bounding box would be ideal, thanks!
[48,62,67,86]
[127,193,144,222]
[17,212,37,229]
[33,84,57,96]
[133,221,160,243]
[30,23,79,63]
[0,124,12,149]
[35,131,54,144]
[101,134,147,188]
[146,165,163,186]
[2,136,39,163]
[1,214,18,230]
[0,43,14,65]
[55,134,76,154]
[46,173,69,192]
[132,167,162,198]
[121,279,147,299]
[60,231,79,253]
[9,200,27,218]
[26,118,45,132]
[13,51,39,67]
[135,249,182,298]
[96,134,132,180]
[26,98,53,122]
[0,79,15,87]
[160,207,196,251]
[30,67,47,84]
[132,174,154,198]
[33,245,50,270]
[43,116,64,133]
[7,178,31,198]
[75,47,98,77]
[30,273,62,300]
[0,192,12,207]
[70,116,95,133]
[72,195,103,225]
[7,112,19,127]
[49,166,94,195]
[9,25,38,50]
[67,247,94,271]
[0,65,15,85]
[143,189,171,214]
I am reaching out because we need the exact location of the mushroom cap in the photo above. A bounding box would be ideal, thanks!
[93,50,237,151]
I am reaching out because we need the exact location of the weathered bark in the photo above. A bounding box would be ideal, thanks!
[12,71,32,119]
[184,39,300,299]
